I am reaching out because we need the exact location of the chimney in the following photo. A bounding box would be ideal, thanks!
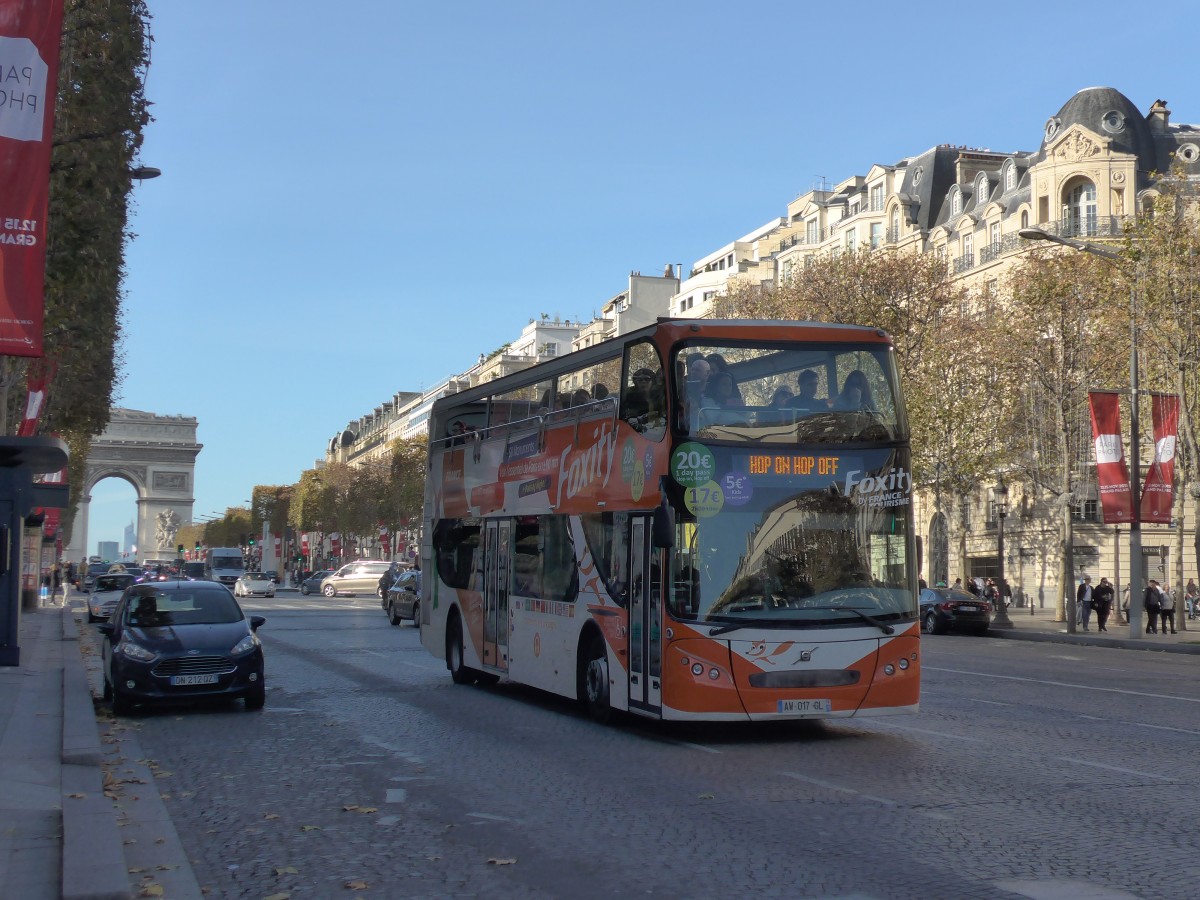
[1148,99,1171,133]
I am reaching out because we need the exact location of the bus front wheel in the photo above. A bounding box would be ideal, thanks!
[447,616,475,685]
[580,633,611,724]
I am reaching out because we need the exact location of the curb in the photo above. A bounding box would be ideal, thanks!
[60,605,132,900]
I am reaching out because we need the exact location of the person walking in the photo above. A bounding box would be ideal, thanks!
[1076,575,1094,631]
[1159,583,1177,635]
[1092,577,1115,632]
[1143,580,1162,633]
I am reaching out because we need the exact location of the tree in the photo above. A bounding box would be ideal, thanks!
[1115,169,1200,604]
[1001,251,1127,624]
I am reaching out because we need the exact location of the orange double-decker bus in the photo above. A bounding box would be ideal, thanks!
[419,319,919,723]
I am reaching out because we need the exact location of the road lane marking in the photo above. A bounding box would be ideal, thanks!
[926,666,1200,703]
[782,772,899,807]
[385,788,407,803]
[867,720,986,742]
[1060,758,1169,780]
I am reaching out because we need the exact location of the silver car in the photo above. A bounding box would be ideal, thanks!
[87,573,136,623]
[320,561,393,597]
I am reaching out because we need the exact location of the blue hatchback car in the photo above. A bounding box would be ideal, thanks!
[98,580,266,715]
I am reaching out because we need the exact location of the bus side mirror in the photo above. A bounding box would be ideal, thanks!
[652,498,675,549]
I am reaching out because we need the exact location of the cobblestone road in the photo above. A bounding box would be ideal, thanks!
[84,595,1200,899]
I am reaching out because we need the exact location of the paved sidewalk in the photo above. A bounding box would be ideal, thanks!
[0,592,201,900]
[1,592,1196,899]
[986,605,1200,654]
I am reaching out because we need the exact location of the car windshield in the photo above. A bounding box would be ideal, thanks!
[245,572,267,580]
[924,589,978,603]
[94,575,134,592]
[124,588,244,627]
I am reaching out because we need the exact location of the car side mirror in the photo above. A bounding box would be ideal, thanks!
[97,623,114,637]
[250,615,266,631]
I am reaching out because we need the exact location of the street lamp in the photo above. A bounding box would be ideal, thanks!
[992,477,1013,628]
[1018,227,1142,640]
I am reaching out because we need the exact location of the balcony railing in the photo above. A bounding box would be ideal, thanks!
[953,252,976,274]
[1040,215,1127,240]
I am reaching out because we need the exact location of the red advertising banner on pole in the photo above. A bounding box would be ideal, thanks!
[1087,391,1133,524]
[0,0,66,357]
[1140,393,1179,524]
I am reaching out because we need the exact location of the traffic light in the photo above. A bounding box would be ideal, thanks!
[248,536,256,547]
[195,541,201,551]
[177,543,184,554]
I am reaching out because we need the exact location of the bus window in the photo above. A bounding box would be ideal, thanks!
[509,516,578,602]
[433,518,482,590]
[622,341,665,439]
[580,512,631,607]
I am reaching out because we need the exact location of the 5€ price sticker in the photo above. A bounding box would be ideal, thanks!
[720,471,753,506]
[684,481,724,518]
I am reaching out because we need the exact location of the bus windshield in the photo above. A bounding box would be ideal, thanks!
[676,342,902,444]
[669,436,915,626]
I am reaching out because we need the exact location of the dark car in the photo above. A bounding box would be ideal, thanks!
[265,570,280,584]
[97,580,266,715]
[384,569,422,626]
[299,570,333,596]
[919,587,992,635]
[82,562,110,591]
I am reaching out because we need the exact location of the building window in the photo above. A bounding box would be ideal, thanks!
[976,175,988,205]
[844,228,856,250]
[963,233,973,260]
[951,188,962,216]
[806,220,819,244]
[870,223,882,249]
[1021,210,1029,229]
[1005,161,1016,191]
[1063,181,1098,237]
[870,183,884,211]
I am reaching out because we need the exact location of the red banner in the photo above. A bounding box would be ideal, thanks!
[1140,393,1179,524]
[16,357,53,435]
[0,0,66,357]
[1088,391,1133,524]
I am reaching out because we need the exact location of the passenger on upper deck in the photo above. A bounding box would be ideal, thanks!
[833,370,875,411]
[790,370,825,411]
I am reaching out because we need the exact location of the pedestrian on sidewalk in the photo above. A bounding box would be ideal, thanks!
[1186,579,1199,619]
[1143,580,1162,633]
[1159,583,1177,635]
[1092,577,1115,632]
[1077,575,1094,631]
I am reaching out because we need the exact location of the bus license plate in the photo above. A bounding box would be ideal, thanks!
[171,674,219,686]
[777,698,831,714]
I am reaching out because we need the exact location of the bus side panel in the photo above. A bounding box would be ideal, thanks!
[855,628,920,714]
[660,639,747,718]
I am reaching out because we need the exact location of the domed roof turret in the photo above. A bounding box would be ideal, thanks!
[1039,87,1154,169]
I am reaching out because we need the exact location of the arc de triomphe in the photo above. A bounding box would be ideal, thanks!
[64,408,202,562]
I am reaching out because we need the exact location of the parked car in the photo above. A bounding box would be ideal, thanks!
[234,572,276,598]
[265,570,280,584]
[299,570,333,596]
[320,560,393,598]
[86,573,136,623]
[98,580,266,715]
[384,569,422,626]
[919,587,992,636]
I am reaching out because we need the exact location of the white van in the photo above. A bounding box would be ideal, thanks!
[205,547,246,587]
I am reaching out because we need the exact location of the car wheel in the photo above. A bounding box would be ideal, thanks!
[300,584,310,596]
[87,610,97,624]
[409,600,420,628]
[388,600,402,626]
[267,591,275,598]
[447,615,475,685]
[922,612,945,635]
[579,632,612,724]
[322,584,337,598]
[102,677,112,703]
[244,681,266,711]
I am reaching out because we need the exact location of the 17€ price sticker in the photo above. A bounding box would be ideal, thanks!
[685,481,724,518]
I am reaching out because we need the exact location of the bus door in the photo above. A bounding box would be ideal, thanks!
[483,520,510,671]
[627,516,662,715]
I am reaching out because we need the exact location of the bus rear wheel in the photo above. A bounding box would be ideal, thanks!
[447,616,475,685]
[579,632,612,724]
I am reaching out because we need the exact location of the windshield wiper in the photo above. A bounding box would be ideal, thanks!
[707,618,778,636]
[805,606,894,635]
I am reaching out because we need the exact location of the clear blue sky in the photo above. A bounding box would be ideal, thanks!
[83,0,1200,555]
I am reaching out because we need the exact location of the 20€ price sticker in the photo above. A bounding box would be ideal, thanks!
[685,481,724,518]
